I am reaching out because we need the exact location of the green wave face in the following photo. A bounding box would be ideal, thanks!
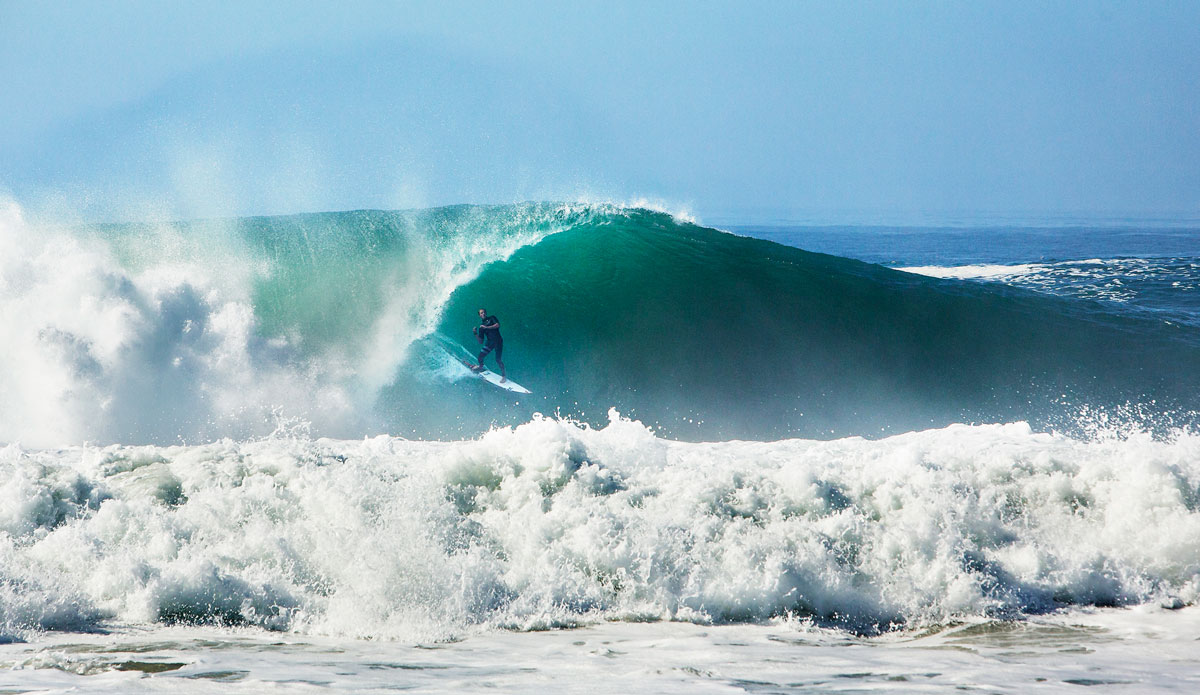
[423,209,1200,439]
[61,204,1200,443]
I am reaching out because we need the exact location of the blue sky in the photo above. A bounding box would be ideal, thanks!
[2,1,1198,223]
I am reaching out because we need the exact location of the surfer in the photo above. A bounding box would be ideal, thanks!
[473,308,505,382]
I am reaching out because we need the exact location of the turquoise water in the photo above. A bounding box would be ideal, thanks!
[4,203,1199,445]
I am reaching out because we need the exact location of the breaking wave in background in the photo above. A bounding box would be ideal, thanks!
[3,201,1200,446]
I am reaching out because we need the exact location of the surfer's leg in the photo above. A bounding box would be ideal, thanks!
[495,343,505,381]
[478,344,494,369]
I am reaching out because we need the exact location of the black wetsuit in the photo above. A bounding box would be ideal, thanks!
[478,315,502,364]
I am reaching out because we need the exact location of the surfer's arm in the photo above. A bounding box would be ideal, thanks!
[480,321,500,331]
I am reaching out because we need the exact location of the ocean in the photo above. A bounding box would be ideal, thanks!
[3,202,1200,693]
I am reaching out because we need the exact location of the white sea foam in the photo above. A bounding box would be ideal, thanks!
[3,412,1199,644]
[898,263,1045,280]
[0,202,361,446]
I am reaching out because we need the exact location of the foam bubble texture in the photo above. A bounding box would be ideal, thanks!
[3,413,1200,641]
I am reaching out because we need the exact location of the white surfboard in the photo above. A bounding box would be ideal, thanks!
[457,357,532,394]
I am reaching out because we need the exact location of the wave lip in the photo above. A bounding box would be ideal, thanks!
[3,413,1200,642]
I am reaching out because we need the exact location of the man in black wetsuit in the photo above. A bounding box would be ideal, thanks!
[473,308,506,382]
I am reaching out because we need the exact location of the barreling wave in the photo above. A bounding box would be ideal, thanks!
[2,201,1200,447]
[425,212,1200,439]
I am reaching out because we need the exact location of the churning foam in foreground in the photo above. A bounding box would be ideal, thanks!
[3,412,1199,642]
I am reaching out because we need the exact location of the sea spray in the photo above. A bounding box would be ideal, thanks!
[0,204,358,446]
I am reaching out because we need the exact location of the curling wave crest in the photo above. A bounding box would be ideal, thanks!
[5,200,1200,445]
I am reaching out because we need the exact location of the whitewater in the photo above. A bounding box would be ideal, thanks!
[4,201,1200,692]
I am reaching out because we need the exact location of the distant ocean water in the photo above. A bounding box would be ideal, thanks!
[3,203,1200,693]
[733,224,1200,328]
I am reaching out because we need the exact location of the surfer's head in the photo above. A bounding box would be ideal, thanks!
[478,308,487,319]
